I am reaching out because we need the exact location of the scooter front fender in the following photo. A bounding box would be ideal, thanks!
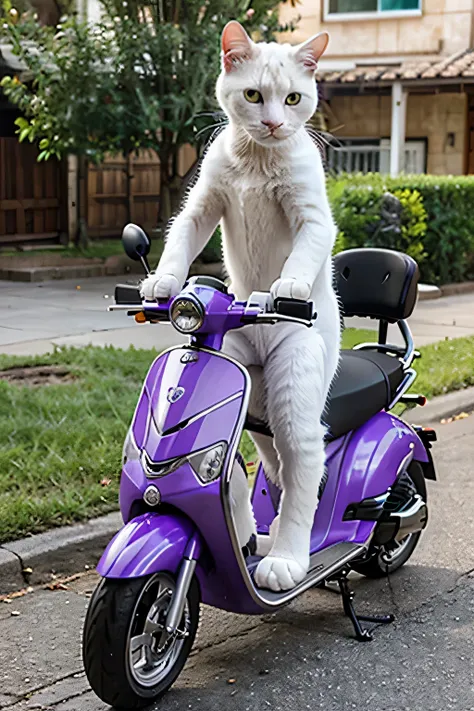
[97,512,197,579]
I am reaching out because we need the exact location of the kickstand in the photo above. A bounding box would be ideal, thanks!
[337,572,395,642]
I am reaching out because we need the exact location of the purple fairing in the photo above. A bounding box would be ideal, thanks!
[252,410,428,555]
[108,344,254,611]
[97,512,197,578]
[109,344,429,614]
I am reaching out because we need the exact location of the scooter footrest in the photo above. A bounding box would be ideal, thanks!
[248,542,365,605]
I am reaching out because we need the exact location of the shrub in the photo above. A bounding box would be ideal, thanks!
[330,183,427,267]
[195,174,474,286]
[328,174,474,285]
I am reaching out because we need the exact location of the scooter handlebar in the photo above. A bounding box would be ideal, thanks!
[110,283,315,328]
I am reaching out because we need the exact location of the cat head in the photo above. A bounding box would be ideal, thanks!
[216,21,328,147]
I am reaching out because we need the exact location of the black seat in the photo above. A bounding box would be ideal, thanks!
[324,350,404,439]
[245,349,404,441]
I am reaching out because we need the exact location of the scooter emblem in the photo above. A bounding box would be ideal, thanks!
[167,386,185,404]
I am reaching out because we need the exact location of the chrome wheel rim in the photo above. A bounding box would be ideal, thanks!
[379,533,414,566]
[127,573,190,689]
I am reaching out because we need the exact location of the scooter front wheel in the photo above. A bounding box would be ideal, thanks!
[83,572,200,709]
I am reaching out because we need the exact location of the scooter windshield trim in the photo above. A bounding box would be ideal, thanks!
[161,391,243,436]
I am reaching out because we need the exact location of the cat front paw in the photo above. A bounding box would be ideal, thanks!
[140,273,181,300]
[255,554,307,592]
[271,278,311,301]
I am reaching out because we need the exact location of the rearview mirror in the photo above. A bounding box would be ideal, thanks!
[122,223,151,273]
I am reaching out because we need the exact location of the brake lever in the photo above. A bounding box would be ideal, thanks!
[255,313,313,328]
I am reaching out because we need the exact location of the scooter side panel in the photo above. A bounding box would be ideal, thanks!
[310,411,429,552]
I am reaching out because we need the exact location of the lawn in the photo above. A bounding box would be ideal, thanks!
[1,329,473,544]
[0,237,164,263]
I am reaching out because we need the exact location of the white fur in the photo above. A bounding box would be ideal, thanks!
[141,25,341,592]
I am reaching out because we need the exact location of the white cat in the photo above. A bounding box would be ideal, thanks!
[141,21,340,592]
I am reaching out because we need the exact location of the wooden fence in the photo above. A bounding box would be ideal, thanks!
[0,138,197,246]
[86,145,196,238]
[0,137,67,246]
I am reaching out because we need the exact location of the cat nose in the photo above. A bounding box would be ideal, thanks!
[262,120,283,131]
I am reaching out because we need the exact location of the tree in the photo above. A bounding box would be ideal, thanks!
[0,0,298,239]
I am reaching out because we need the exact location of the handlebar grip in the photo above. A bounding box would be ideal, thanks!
[274,298,315,321]
[115,283,142,305]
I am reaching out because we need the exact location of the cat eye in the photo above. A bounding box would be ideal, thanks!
[244,89,263,104]
[285,92,301,106]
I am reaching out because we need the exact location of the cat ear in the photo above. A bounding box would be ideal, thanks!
[222,21,254,72]
[293,32,329,72]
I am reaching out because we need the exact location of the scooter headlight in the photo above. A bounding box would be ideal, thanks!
[188,443,227,484]
[142,443,227,484]
[170,297,204,334]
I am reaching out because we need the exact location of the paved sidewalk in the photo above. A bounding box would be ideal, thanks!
[2,276,474,355]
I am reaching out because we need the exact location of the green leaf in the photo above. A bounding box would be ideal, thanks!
[0,76,12,88]
[37,150,48,162]
[18,127,30,143]
[39,138,49,149]
[14,116,28,128]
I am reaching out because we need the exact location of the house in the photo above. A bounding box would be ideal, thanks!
[280,0,474,175]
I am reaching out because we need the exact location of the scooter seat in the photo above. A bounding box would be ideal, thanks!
[244,350,405,442]
[325,350,405,439]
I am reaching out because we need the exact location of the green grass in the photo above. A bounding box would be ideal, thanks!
[0,238,164,263]
[0,347,156,544]
[1,330,474,544]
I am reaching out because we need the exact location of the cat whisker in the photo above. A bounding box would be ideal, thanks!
[195,122,228,140]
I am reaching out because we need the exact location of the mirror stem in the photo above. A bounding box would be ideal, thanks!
[141,256,151,275]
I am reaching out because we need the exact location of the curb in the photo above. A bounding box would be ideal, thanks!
[418,284,441,301]
[410,386,474,426]
[0,258,224,283]
[0,512,121,595]
[1,387,474,594]
[441,281,474,297]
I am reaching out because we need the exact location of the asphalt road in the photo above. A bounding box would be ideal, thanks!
[1,411,474,711]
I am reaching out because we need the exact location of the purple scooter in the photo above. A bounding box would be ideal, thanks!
[83,224,437,709]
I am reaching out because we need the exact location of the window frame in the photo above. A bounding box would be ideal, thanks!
[323,0,422,23]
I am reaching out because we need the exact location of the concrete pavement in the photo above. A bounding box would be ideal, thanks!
[0,276,185,356]
[2,276,474,355]
[1,412,474,711]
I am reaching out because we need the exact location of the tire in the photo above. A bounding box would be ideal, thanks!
[351,463,427,579]
[83,572,200,710]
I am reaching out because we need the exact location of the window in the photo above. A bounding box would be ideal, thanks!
[326,0,421,20]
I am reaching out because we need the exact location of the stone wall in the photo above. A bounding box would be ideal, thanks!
[329,91,467,174]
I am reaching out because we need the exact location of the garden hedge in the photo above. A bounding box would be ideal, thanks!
[328,174,474,285]
[201,174,474,285]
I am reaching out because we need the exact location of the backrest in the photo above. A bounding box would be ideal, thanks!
[333,248,419,323]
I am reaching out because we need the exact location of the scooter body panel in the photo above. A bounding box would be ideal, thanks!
[252,410,429,553]
[118,346,256,612]
[97,511,196,578]
[109,348,433,615]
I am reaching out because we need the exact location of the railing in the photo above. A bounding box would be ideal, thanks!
[326,142,425,175]
[327,145,388,174]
